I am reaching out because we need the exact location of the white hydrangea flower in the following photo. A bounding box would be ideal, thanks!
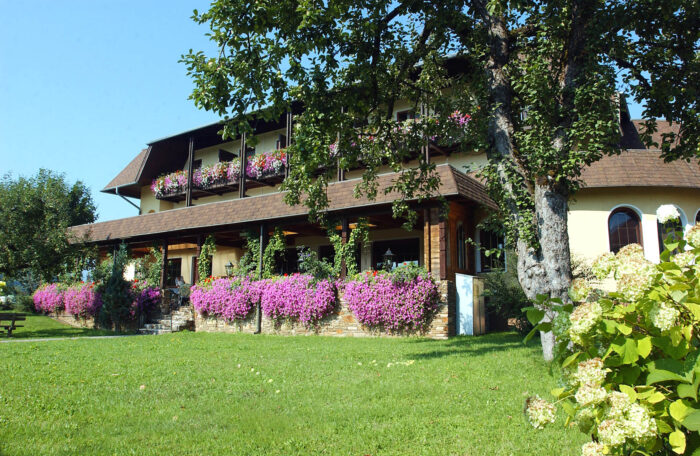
[687,224,700,248]
[616,268,655,302]
[573,358,607,387]
[607,391,631,419]
[581,441,605,456]
[623,403,657,442]
[672,251,695,268]
[592,252,617,280]
[656,204,680,224]
[569,302,603,345]
[569,278,592,302]
[598,418,628,447]
[649,302,679,332]
[616,243,645,262]
[575,384,607,406]
[525,395,556,429]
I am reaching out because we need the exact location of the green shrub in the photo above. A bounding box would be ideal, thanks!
[97,244,132,331]
[524,222,700,455]
[482,251,531,334]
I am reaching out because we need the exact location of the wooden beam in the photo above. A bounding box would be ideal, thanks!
[239,132,248,198]
[284,111,292,178]
[423,209,431,272]
[340,218,349,279]
[160,239,168,289]
[194,235,202,284]
[185,136,195,207]
[439,217,447,280]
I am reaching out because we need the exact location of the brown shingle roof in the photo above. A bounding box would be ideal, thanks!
[71,164,495,243]
[580,149,700,189]
[631,120,681,149]
[102,148,149,192]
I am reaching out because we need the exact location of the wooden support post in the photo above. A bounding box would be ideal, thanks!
[340,218,349,279]
[420,103,430,164]
[185,136,195,207]
[284,111,292,178]
[255,223,267,334]
[193,235,202,284]
[160,239,168,290]
[239,132,248,198]
[439,217,447,280]
[423,209,431,272]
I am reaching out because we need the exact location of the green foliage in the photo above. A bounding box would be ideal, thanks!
[237,228,287,279]
[327,218,369,276]
[297,247,335,280]
[262,228,286,279]
[97,243,132,331]
[524,225,700,455]
[198,235,217,281]
[133,246,163,287]
[482,252,531,335]
[0,169,97,284]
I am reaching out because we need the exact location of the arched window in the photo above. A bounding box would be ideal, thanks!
[695,210,700,224]
[608,207,642,253]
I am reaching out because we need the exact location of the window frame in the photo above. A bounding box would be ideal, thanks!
[607,206,643,254]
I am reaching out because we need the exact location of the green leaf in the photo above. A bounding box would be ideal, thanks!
[526,308,545,325]
[670,429,686,454]
[670,400,691,423]
[620,384,638,401]
[617,323,632,335]
[562,352,581,368]
[647,392,666,404]
[622,337,639,365]
[638,337,653,358]
[524,326,538,344]
[684,411,700,432]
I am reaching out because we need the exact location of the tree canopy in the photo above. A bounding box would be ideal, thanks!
[183,0,699,359]
[0,169,97,287]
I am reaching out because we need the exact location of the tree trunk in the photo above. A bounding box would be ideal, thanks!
[477,0,574,361]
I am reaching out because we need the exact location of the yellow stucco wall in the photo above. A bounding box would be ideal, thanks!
[568,187,700,264]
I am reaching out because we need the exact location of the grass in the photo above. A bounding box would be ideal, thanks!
[1,332,586,455]
[1,314,114,339]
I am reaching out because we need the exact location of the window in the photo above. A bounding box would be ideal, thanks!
[371,238,420,270]
[191,256,198,284]
[193,159,202,170]
[166,258,182,287]
[696,210,700,224]
[275,248,299,275]
[608,207,642,253]
[396,109,420,122]
[218,149,235,162]
[456,222,467,270]
[276,134,287,150]
[658,207,684,253]
[478,230,504,272]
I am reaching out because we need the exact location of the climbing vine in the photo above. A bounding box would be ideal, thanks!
[327,218,369,276]
[197,235,216,282]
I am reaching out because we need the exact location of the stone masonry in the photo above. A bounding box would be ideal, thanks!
[195,280,456,339]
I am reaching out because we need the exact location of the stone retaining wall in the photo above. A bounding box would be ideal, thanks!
[51,311,96,328]
[195,280,456,339]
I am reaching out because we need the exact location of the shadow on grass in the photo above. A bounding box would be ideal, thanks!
[407,332,540,360]
[7,315,116,339]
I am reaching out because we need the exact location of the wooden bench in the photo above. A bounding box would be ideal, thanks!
[0,313,26,337]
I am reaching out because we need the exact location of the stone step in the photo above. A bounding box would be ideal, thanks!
[139,328,173,335]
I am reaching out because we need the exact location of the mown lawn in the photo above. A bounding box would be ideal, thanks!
[1,332,586,455]
[3,314,114,339]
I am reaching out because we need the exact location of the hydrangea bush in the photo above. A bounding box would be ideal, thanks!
[190,276,260,321]
[344,264,440,332]
[524,221,700,455]
[260,273,337,326]
[33,283,65,313]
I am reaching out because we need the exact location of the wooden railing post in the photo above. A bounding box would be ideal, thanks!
[239,132,248,198]
[185,136,195,207]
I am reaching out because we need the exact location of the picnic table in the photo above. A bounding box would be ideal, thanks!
[0,313,26,337]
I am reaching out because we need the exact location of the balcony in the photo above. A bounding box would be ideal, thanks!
[152,150,287,202]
